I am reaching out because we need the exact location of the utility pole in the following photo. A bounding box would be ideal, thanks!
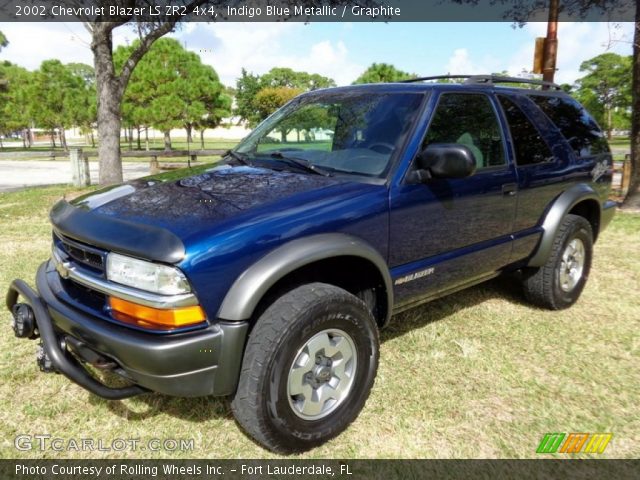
[533,0,560,85]
[542,0,559,84]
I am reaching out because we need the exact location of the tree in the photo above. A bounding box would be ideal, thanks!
[352,63,416,84]
[260,67,335,90]
[234,67,335,127]
[234,69,263,128]
[254,86,303,140]
[575,53,631,139]
[29,60,89,150]
[115,44,150,150]
[0,62,33,148]
[0,31,8,94]
[66,63,98,147]
[118,38,227,151]
[177,51,228,147]
[193,87,232,150]
[76,1,209,184]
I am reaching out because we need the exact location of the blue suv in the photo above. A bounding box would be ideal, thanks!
[7,75,615,452]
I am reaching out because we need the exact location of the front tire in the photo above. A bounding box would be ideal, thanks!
[231,283,379,453]
[522,214,593,310]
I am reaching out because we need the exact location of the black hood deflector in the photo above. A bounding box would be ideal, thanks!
[50,200,185,264]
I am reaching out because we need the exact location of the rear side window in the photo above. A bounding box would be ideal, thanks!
[529,95,609,158]
[424,93,506,168]
[498,95,553,166]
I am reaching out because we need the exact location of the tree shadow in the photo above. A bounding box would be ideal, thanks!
[381,274,529,343]
[88,390,232,423]
[89,274,529,423]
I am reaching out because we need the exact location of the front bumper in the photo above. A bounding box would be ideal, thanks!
[6,261,249,399]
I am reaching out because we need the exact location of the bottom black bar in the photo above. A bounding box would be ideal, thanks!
[1,459,638,480]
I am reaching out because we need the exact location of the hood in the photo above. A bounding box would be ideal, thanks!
[70,164,368,240]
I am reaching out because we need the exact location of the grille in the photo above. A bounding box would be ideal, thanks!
[55,233,106,273]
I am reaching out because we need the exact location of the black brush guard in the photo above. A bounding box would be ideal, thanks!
[6,278,147,400]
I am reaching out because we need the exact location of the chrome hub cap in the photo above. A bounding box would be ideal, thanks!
[559,238,585,292]
[287,328,357,420]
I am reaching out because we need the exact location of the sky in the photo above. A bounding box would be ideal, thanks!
[0,21,634,87]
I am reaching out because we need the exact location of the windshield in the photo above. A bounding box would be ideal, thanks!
[235,91,424,178]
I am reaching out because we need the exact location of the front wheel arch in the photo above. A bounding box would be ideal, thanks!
[217,234,393,327]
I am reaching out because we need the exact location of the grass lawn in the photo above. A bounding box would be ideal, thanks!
[608,136,630,148]
[0,186,638,459]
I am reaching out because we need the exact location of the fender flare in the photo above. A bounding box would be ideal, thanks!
[217,233,393,325]
[527,184,601,267]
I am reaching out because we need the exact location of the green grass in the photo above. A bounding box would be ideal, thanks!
[126,137,240,152]
[608,136,629,147]
[257,141,333,153]
[0,186,638,459]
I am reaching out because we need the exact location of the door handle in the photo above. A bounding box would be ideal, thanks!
[502,183,517,196]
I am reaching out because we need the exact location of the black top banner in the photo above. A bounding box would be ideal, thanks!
[0,0,637,22]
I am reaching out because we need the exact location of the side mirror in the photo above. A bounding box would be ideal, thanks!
[415,143,477,181]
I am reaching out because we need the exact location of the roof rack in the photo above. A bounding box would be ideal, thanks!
[401,74,562,91]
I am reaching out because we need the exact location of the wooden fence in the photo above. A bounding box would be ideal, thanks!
[70,148,227,186]
[612,153,631,198]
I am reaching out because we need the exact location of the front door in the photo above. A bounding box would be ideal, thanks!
[389,91,518,307]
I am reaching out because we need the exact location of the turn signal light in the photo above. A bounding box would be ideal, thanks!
[108,297,206,330]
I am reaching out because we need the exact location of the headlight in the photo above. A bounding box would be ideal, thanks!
[106,253,191,295]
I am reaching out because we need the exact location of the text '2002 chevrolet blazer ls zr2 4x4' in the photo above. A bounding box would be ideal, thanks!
[7,75,615,453]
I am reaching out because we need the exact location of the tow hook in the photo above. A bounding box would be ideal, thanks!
[36,337,66,374]
[36,343,56,373]
[11,303,39,339]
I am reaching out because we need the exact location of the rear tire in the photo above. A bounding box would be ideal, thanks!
[522,214,593,310]
[231,283,379,453]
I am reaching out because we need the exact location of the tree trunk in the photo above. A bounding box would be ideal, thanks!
[136,127,141,150]
[145,127,149,151]
[200,129,205,149]
[186,124,193,143]
[628,17,640,198]
[163,130,172,151]
[606,105,613,140]
[60,128,68,151]
[50,130,56,148]
[90,131,95,148]
[92,26,124,185]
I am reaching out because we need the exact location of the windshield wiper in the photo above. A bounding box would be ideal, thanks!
[224,150,253,167]
[269,151,332,177]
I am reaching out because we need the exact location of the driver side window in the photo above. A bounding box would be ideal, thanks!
[424,93,506,169]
